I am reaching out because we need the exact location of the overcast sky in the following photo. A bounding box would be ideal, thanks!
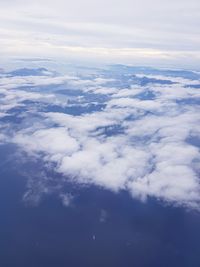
[0,0,200,68]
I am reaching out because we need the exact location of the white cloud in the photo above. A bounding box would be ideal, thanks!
[0,0,200,67]
[15,127,79,156]
[1,67,200,209]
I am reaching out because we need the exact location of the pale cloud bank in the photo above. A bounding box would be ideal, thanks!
[0,0,200,67]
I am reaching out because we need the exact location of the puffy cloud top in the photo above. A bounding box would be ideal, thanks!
[1,65,200,209]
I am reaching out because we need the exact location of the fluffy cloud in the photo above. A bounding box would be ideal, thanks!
[15,127,79,155]
[1,66,200,209]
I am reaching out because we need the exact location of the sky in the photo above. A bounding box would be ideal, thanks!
[0,0,200,68]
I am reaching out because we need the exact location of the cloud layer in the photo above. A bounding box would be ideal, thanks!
[0,66,200,209]
[0,0,200,67]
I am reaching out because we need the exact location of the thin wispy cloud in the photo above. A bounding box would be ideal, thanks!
[0,0,200,67]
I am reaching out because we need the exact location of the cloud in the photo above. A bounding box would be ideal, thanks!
[1,66,200,209]
[0,0,200,67]
[99,209,108,223]
[59,193,74,207]
[15,127,79,156]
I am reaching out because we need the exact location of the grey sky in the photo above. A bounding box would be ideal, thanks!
[0,0,200,67]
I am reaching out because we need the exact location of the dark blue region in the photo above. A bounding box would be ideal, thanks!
[56,89,109,103]
[45,103,105,115]
[186,136,200,148]
[99,73,176,88]
[108,65,200,80]
[176,98,200,105]
[7,68,50,76]
[185,84,200,89]
[134,90,156,100]
[1,145,200,267]
[55,89,84,96]
[0,115,24,125]
[94,125,125,136]
[136,76,176,86]
[5,100,105,117]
